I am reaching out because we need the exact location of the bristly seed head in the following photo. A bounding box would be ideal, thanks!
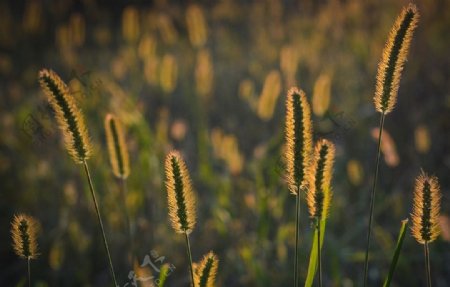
[194,251,219,287]
[165,151,196,234]
[38,69,92,163]
[306,139,335,219]
[285,87,313,194]
[11,214,39,260]
[374,3,419,115]
[105,114,130,179]
[411,170,441,244]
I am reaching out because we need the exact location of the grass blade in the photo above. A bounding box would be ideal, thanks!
[158,264,170,287]
[383,219,409,287]
[305,218,326,287]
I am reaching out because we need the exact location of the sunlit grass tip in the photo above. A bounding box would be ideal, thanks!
[105,113,130,179]
[374,3,419,114]
[306,139,335,219]
[38,69,91,163]
[285,87,313,194]
[411,170,441,244]
[165,151,197,234]
[194,251,219,287]
[11,214,39,260]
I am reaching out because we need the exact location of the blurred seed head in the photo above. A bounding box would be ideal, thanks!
[312,73,332,117]
[347,159,364,186]
[415,124,431,154]
[186,4,208,48]
[257,70,282,120]
[122,6,140,42]
[105,113,130,179]
[160,54,178,93]
[371,128,399,167]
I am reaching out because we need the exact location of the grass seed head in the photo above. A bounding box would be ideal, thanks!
[285,87,313,194]
[11,214,39,260]
[105,113,130,179]
[374,3,419,114]
[411,170,441,244]
[38,69,91,163]
[306,139,335,219]
[194,251,219,287]
[165,151,196,234]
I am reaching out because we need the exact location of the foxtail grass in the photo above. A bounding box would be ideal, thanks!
[105,113,130,180]
[285,87,313,287]
[364,4,419,286]
[306,139,335,287]
[38,69,118,286]
[411,171,441,287]
[104,113,134,265]
[11,214,39,287]
[165,151,197,287]
[194,251,219,287]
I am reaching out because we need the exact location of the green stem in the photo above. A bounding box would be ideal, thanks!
[294,186,301,287]
[185,232,195,287]
[27,257,30,287]
[363,113,385,286]
[317,218,322,287]
[424,242,431,287]
[120,177,134,266]
[83,160,118,287]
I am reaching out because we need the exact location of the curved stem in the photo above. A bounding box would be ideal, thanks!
[27,257,31,287]
[83,160,118,287]
[184,232,195,287]
[424,242,431,287]
[317,218,322,287]
[363,113,385,286]
[294,186,301,287]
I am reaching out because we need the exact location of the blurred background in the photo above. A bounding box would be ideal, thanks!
[0,0,449,286]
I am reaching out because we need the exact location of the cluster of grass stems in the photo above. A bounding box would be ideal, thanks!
[10,3,443,287]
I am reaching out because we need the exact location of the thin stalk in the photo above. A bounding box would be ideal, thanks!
[119,177,134,265]
[317,218,322,287]
[424,242,431,287]
[83,160,118,287]
[294,186,301,287]
[363,113,385,286]
[184,232,195,287]
[27,257,30,287]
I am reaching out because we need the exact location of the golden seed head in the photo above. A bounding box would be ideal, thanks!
[105,113,130,179]
[374,3,419,114]
[194,251,219,287]
[257,70,282,121]
[164,151,196,234]
[306,139,335,219]
[285,87,313,194]
[186,4,208,48]
[411,171,441,244]
[11,214,39,259]
[38,69,91,163]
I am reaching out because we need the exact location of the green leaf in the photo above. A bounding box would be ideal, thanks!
[383,219,409,287]
[158,264,170,287]
[304,218,326,287]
